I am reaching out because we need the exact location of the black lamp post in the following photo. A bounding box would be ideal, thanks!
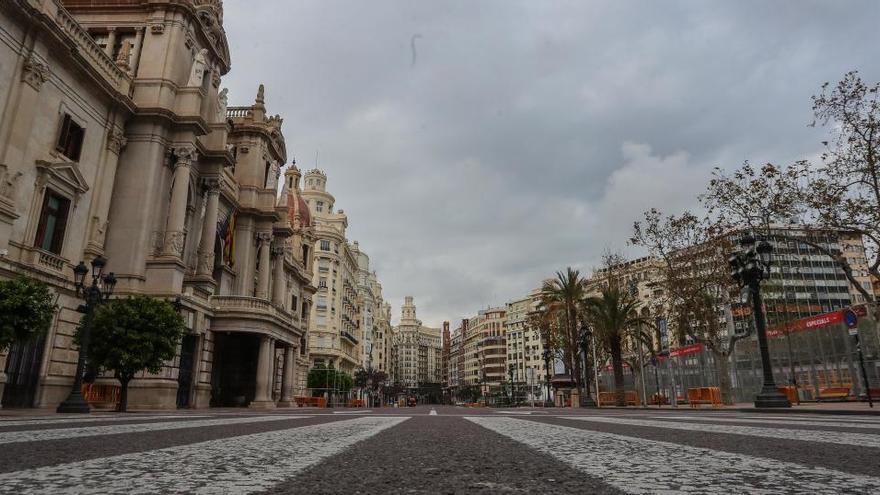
[57,256,117,413]
[541,335,552,406]
[729,235,790,408]
[507,363,515,405]
[578,324,598,407]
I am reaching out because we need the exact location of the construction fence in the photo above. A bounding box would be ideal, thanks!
[597,304,880,404]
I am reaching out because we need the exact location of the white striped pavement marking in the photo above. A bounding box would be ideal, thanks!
[740,414,880,424]
[565,416,880,448]
[493,411,534,415]
[0,415,310,444]
[657,415,880,430]
[429,409,438,415]
[0,415,210,427]
[466,416,880,494]
[332,410,373,414]
[0,416,408,495]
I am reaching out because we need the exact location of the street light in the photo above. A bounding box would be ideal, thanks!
[57,256,117,413]
[729,235,790,408]
[577,324,597,407]
[540,332,552,406]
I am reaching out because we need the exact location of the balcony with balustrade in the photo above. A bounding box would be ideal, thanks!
[210,294,303,345]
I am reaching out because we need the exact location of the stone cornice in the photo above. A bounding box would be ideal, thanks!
[226,122,287,164]
[6,0,136,113]
[61,0,232,74]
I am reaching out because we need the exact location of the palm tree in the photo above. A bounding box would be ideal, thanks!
[582,286,649,406]
[541,267,587,400]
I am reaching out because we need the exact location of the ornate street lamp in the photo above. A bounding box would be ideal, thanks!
[578,323,598,407]
[57,256,117,413]
[540,334,552,406]
[729,235,790,408]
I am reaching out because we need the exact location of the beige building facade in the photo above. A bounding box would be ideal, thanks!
[0,0,315,410]
[505,289,550,400]
[301,168,363,374]
[391,296,441,389]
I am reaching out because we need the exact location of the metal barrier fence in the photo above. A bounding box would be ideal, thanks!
[598,305,879,404]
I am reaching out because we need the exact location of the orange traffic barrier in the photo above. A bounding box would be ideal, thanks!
[295,396,327,408]
[817,386,851,402]
[687,387,721,408]
[597,390,640,406]
[777,385,798,403]
[81,383,120,408]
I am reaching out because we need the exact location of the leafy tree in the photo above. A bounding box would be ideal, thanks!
[540,268,587,396]
[307,363,353,395]
[631,209,744,404]
[582,285,648,406]
[82,296,185,412]
[809,71,880,296]
[458,385,481,403]
[705,72,880,314]
[354,367,388,392]
[0,277,57,351]
[307,363,334,393]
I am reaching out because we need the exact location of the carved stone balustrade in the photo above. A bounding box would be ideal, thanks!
[210,295,302,345]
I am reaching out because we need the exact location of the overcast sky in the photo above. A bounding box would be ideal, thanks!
[221,0,880,327]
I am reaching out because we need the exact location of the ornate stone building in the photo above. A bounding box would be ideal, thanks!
[351,242,391,375]
[0,0,315,410]
[300,168,362,374]
[391,296,441,390]
[505,290,549,401]
[375,301,393,377]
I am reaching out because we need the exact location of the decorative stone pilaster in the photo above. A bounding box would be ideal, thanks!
[196,178,221,276]
[255,232,272,299]
[106,129,127,155]
[104,27,117,57]
[272,245,286,307]
[130,27,145,76]
[21,55,49,91]
[163,146,196,257]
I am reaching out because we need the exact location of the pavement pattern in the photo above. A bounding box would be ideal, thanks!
[1,406,879,494]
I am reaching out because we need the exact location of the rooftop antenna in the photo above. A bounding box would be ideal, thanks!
[315,149,318,168]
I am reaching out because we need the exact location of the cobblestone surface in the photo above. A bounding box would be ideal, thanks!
[0,406,878,494]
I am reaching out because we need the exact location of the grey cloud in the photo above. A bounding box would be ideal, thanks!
[221,0,880,325]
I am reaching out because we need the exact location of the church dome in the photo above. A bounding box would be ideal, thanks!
[288,193,311,229]
[280,162,311,230]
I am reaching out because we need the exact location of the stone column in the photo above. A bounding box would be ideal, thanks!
[104,28,117,58]
[164,147,196,257]
[255,232,272,299]
[277,345,296,407]
[272,246,286,307]
[196,178,220,276]
[130,27,145,76]
[250,336,275,409]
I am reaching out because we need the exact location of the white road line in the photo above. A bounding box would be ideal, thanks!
[493,411,533,415]
[0,415,210,427]
[0,416,408,495]
[332,410,372,414]
[429,409,437,415]
[656,415,880,430]
[740,414,880,424]
[0,415,310,444]
[466,416,880,494]
[564,416,880,448]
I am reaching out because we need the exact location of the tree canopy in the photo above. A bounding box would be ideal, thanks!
[83,296,185,411]
[0,277,56,351]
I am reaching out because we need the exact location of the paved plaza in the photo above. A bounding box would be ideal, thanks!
[1,406,879,494]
